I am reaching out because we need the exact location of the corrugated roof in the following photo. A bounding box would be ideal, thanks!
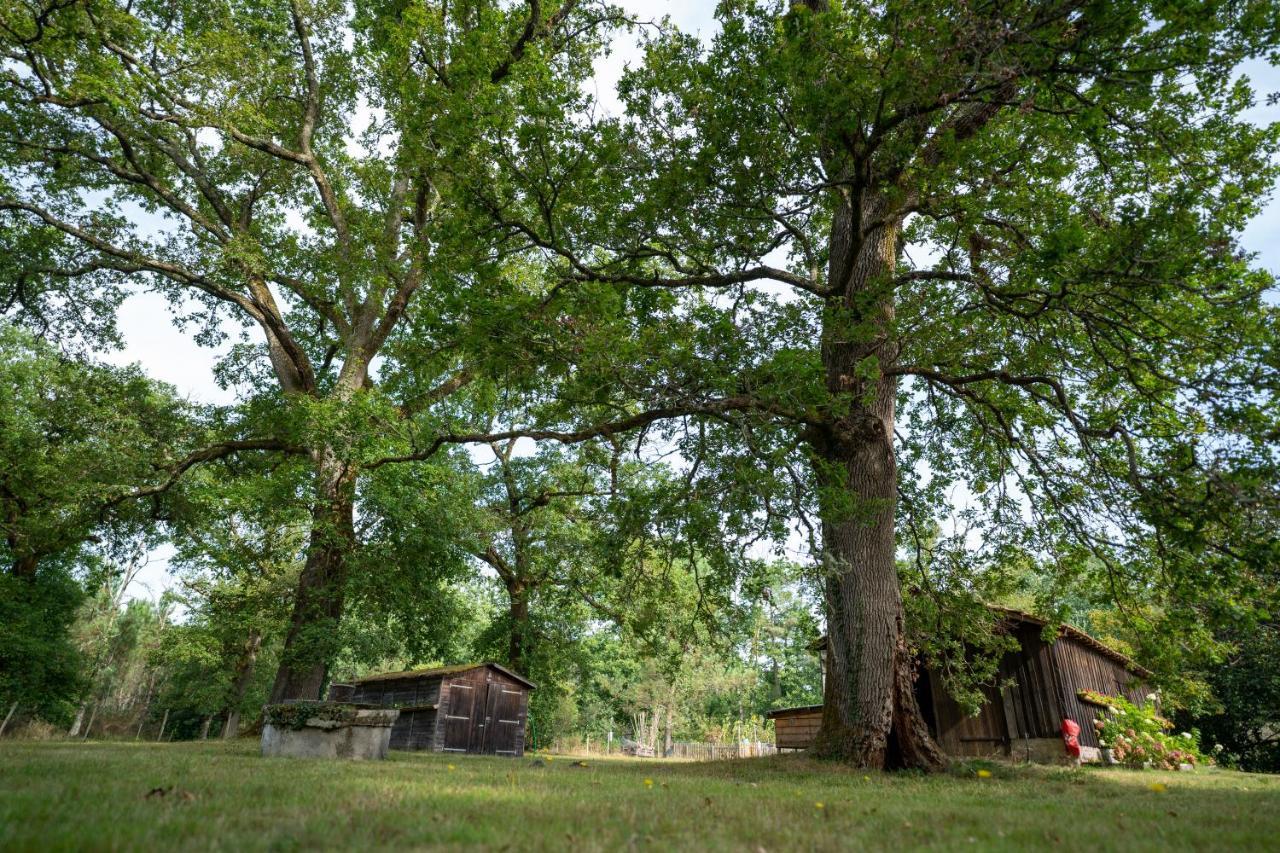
[344,662,537,690]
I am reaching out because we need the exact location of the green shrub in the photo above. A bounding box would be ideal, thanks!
[262,702,356,731]
[1080,691,1209,769]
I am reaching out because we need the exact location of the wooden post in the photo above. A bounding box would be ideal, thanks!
[200,716,212,740]
[664,705,673,758]
[156,709,169,742]
[0,702,17,737]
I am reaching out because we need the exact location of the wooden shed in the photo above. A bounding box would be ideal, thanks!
[767,607,1151,762]
[770,704,824,752]
[328,662,534,757]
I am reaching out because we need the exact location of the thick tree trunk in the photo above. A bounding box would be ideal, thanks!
[223,628,261,738]
[269,451,357,702]
[507,583,530,675]
[11,553,38,580]
[806,197,943,770]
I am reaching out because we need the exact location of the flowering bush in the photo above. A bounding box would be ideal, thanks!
[1082,692,1209,770]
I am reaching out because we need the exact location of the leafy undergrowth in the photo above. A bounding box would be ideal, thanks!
[1,741,1278,851]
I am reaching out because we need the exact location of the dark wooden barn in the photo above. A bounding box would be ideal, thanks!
[328,662,534,757]
[768,607,1151,762]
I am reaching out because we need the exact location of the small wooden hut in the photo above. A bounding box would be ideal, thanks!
[328,662,534,757]
[767,607,1151,762]
[770,705,824,752]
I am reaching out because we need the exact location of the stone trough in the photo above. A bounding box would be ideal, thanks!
[261,702,400,760]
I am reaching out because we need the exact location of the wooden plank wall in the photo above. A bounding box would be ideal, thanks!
[999,624,1066,741]
[350,675,444,751]
[1051,639,1149,749]
[390,708,439,750]
[928,670,1010,757]
[350,676,442,709]
[773,711,821,750]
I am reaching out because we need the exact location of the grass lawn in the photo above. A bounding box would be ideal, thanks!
[2,740,1278,851]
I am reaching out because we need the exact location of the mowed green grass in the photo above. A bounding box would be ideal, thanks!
[2,740,1278,851]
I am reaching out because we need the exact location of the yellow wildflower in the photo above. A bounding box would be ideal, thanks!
[447,764,456,771]
[1149,782,1167,793]
[643,778,654,788]
[814,802,825,809]
[977,769,992,779]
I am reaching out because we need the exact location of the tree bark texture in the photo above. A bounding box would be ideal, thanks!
[806,196,943,770]
[269,450,357,702]
[507,582,530,676]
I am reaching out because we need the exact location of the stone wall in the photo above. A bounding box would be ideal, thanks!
[261,709,400,760]
[1009,737,1100,764]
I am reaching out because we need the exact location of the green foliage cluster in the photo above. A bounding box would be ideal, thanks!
[0,565,84,722]
[1179,622,1280,773]
[263,702,357,732]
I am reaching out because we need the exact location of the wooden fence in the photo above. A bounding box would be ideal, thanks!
[666,741,777,760]
[555,734,778,760]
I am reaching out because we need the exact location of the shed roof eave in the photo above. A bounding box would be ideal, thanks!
[765,705,823,720]
[346,661,537,690]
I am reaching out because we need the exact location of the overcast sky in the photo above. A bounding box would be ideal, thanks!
[108,2,1280,602]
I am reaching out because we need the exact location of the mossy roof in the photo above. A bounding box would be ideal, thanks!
[340,661,536,690]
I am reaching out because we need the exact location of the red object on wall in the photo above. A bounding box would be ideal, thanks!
[1061,718,1082,757]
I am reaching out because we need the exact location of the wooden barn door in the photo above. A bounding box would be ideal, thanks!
[482,683,523,756]
[442,680,477,753]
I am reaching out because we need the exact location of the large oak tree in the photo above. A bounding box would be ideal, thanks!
[0,0,624,700]
[480,0,1280,767]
